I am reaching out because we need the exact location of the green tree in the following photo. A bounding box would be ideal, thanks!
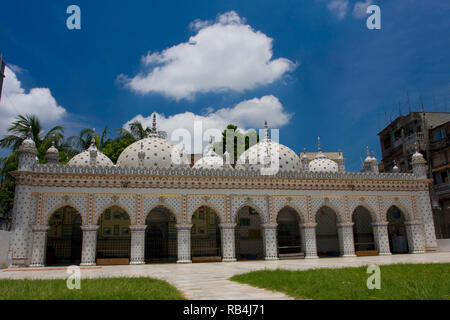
[102,135,136,163]
[117,121,151,140]
[214,124,259,165]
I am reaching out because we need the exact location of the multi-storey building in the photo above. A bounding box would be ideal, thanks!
[378,112,450,239]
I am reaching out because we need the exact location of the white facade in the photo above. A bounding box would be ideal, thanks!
[7,124,438,267]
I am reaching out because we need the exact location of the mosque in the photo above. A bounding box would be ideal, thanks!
[8,116,437,267]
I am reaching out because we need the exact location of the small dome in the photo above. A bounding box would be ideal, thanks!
[46,142,58,156]
[193,143,231,170]
[117,136,188,168]
[309,154,338,173]
[19,135,37,153]
[45,141,60,164]
[68,150,114,166]
[117,114,189,168]
[235,121,301,172]
[308,137,338,173]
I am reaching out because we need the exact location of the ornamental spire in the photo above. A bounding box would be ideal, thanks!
[264,120,269,140]
[90,128,96,148]
[317,136,322,153]
[152,113,156,132]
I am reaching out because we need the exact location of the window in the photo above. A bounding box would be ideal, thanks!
[434,129,446,142]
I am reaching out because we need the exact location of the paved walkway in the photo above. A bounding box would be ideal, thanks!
[2,252,450,300]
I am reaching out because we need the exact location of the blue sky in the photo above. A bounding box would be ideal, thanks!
[0,0,449,171]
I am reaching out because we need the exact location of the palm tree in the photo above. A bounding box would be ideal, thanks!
[117,121,150,141]
[0,114,64,151]
[68,127,109,152]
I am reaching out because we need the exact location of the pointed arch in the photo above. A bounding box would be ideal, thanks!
[352,204,377,222]
[45,202,86,226]
[188,203,224,225]
[387,203,412,221]
[95,203,131,225]
[233,204,265,224]
[274,204,306,224]
[144,203,180,224]
[315,204,343,222]
[46,206,83,266]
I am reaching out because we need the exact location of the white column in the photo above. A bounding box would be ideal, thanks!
[337,222,356,257]
[220,223,237,262]
[80,225,99,266]
[176,224,192,263]
[372,221,391,255]
[9,184,33,267]
[300,223,319,259]
[30,225,50,267]
[405,220,425,254]
[262,223,278,260]
[130,225,146,265]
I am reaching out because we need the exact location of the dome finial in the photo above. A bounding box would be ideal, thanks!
[152,113,157,133]
[264,120,269,140]
[366,146,370,158]
[414,141,419,152]
[317,136,322,152]
[90,128,96,147]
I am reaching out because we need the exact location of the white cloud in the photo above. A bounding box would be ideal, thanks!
[327,0,349,20]
[0,66,66,135]
[120,11,296,100]
[353,0,373,19]
[123,95,292,153]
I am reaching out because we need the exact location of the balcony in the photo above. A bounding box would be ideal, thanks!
[434,183,450,196]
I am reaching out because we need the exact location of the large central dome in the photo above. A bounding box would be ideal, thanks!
[235,121,301,172]
[116,115,189,168]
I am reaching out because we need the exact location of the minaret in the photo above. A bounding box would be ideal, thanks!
[11,132,38,267]
[45,140,60,165]
[412,141,427,179]
[138,142,146,167]
[337,150,346,173]
[18,133,37,171]
[88,129,98,166]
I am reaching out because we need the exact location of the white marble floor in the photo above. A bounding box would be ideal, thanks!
[1,252,449,300]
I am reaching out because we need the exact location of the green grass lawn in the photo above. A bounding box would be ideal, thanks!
[231,263,450,300]
[0,277,185,300]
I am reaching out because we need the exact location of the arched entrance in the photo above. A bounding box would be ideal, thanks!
[316,206,340,257]
[46,206,82,266]
[277,207,302,259]
[145,206,177,263]
[235,206,263,260]
[191,206,221,262]
[387,206,409,254]
[352,206,377,256]
[96,206,131,264]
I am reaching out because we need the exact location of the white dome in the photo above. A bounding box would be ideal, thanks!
[235,139,301,172]
[116,136,189,168]
[68,150,113,166]
[193,146,230,170]
[19,136,37,153]
[308,153,338,173]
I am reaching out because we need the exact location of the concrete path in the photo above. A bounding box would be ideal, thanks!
[1,252,450,300]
